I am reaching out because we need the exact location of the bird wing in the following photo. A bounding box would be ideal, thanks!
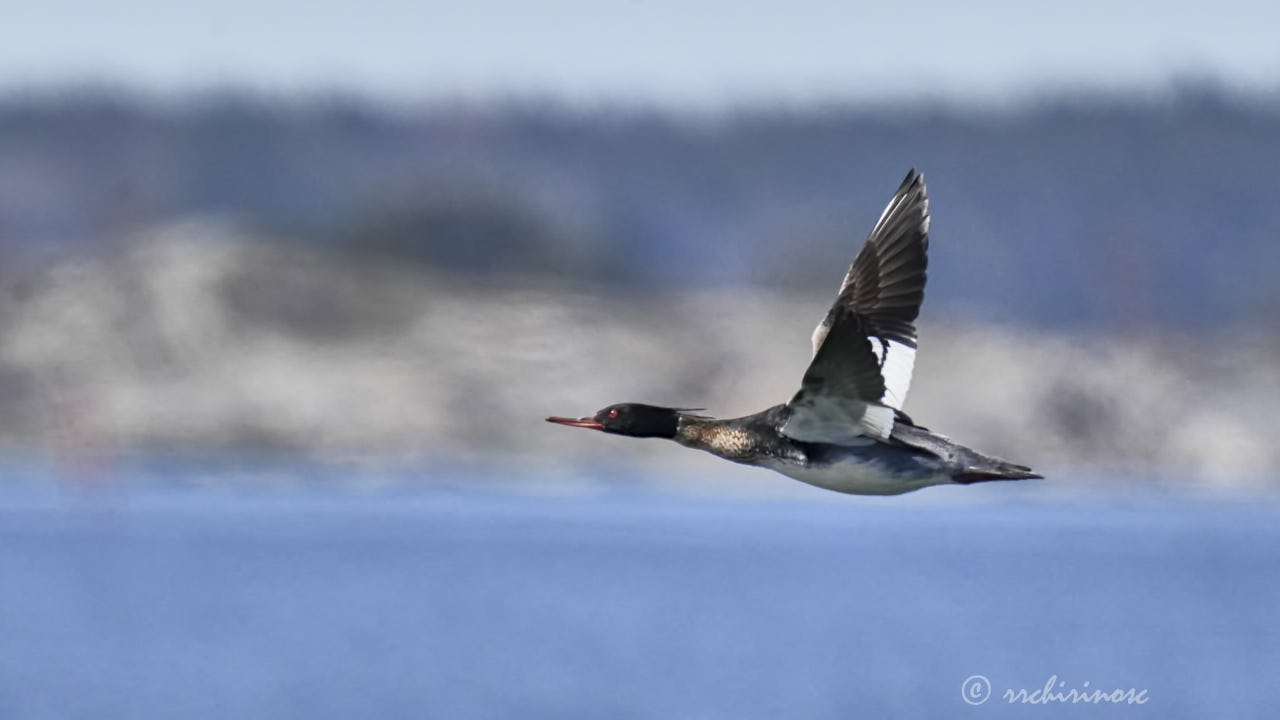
[781,170,930,443]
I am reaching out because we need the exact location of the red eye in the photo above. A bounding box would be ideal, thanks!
[608,410,618,418]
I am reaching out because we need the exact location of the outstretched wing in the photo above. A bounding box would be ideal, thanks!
[782,170,930,443]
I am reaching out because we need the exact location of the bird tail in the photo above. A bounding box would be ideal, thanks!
[951,454,1043,484]
[888,423,1042,484]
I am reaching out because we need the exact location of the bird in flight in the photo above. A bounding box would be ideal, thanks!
[548,170,1040,495]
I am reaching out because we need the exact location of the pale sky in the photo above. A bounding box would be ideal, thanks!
[2,0,1278,107]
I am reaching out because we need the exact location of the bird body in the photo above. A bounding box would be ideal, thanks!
[548,171,1041,496]
[675,405,948,495]
[672,405,1034,495]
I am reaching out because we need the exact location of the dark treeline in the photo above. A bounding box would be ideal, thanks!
[1,87,1277,330]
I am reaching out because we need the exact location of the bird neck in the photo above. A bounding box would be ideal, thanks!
[674,415,712,445]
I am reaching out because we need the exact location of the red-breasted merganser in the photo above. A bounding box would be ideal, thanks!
[548,170,1041,495]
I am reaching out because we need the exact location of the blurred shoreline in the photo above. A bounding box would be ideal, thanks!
[2,91,1278,492]
[1,224,1275,492]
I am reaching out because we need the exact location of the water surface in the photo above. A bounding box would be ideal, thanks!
[1,474,1276,719]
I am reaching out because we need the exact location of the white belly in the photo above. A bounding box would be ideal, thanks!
[761,457,951,496]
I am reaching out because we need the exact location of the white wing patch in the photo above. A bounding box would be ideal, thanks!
[868,338,916,410]
[780,397,895,443]
[860,403,895,440]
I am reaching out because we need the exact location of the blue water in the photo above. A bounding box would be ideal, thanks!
[1,475,1278,719]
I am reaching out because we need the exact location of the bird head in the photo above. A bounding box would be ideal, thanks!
[546,403,695,439]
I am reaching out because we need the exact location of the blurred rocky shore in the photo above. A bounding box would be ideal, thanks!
[0,221,1275,491]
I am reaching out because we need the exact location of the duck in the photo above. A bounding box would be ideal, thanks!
[547,170,1041,495]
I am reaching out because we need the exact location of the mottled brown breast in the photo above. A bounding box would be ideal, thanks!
[677,419,776,462]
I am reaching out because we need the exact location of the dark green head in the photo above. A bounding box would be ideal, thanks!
[547,403,692,439]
